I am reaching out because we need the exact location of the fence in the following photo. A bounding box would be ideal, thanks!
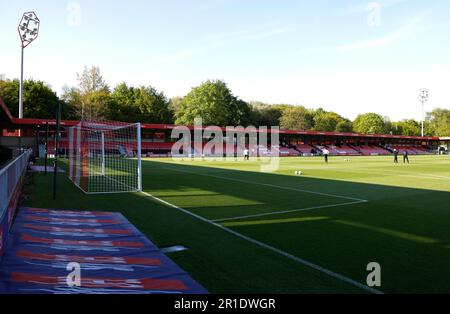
[0,150,31,260]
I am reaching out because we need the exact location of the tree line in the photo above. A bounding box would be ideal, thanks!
[0,66,448,136]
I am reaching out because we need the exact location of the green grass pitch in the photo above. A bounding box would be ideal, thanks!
[27,155,450,293]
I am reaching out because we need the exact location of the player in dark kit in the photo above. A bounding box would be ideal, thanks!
[393,149,399,163]
[403,150,409,164]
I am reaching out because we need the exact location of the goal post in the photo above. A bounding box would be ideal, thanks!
[101,131,106,176]
[68,120,142,194]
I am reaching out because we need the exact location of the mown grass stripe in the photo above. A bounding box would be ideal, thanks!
[221,216,330,227]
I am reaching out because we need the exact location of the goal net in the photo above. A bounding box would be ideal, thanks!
[68,120,142,194]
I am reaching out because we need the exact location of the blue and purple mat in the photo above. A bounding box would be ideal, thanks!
[0,207,207,294]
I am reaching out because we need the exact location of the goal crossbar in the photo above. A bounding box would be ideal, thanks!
[68,120,142,194]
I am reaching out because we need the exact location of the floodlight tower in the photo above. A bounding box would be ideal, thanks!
[17,12,40,119]
[418,88,429,137]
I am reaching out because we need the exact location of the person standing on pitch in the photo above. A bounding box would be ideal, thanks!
[243,147,249,160]
[322,148,330,163]
[393,148,399,164]
[403,150,409,164]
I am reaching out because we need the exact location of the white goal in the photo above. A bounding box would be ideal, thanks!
[68,120,142,194]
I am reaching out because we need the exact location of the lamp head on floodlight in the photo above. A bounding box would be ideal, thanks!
[418,88,430,103]
[18,12,40,48]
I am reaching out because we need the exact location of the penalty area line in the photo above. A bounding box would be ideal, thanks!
[212,200,368,223]
[140,190,382,294]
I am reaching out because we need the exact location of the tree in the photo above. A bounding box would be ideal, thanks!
[0,79,63,119]
[426,108,450,136]
[108,83,173,123]
[279,106,314,130]
[61,85,82,119]
[134,86,173,123]
[107,82,136,121]
[352,113,388,134]
[175,80,249,126]
[392,119,421,136]
[169,97,184,117]
[335,120,353,132]
[61,85,110,120]
[77,66,109,94]
[62,66,111,120]
[249,102,285,127]
[314,111,343,132]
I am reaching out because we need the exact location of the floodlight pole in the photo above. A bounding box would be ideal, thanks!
[19,47,24,119]
[418,89,429,138]
[421,99,424,137]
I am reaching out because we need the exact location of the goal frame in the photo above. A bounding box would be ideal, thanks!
[68,121,142,194]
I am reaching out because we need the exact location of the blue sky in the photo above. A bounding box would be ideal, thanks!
[1,0,449,120]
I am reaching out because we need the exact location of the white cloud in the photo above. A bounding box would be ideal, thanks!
[151,26,297,65]
[343,0,410,15]
[336,16,421,51]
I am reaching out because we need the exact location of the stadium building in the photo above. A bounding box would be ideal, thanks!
[0,98,446,162]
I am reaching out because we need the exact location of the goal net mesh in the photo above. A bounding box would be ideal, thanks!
[68,120,142,194]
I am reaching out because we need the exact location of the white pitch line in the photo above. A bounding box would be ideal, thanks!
[325,167,450,181]
[163,166,368,202]
[140,190,382,294]
[213,200,368,223]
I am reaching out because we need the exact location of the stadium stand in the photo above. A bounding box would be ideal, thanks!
[331,145,362,155]
[295,144,316,156]
[271,145,300,157]
[389,146,432,155]
[356,145,390,156]
[0,96,443,159]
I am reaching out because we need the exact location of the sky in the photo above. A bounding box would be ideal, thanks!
[1,0,450,121]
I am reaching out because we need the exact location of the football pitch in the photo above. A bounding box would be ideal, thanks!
[27,155,450,293]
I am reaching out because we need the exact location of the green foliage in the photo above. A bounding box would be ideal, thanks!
[169,97,184,117]
[175,80,250,126]
[62,66,110,120]
[392,119,421,136]
[352,113,388,134]
[426,108,450,136]
[249,102,284,127]
[109,83,173,123]
[1,71,447,138]
[134,86,173,123]
[335,120,353,132]
[279,106,314,130]
[61,87,106,120]
[0,79,63,119]
[62,67,172,123]
[313,111,344,132]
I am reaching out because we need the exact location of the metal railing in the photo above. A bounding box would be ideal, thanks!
[0,149,31,226]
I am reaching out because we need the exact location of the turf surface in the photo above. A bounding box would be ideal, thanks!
[25,155,450,293]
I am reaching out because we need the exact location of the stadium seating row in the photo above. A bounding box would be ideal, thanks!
[46,139,434,157]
